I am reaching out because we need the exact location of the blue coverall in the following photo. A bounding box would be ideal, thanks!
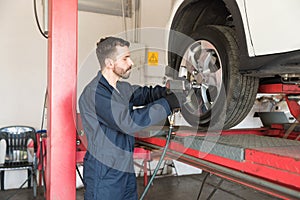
[79,71,171,200]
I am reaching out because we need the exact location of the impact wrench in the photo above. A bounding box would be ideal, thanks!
[139,109,180,200]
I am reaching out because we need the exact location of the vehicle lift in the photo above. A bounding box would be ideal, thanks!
[75,83,300,199]
[46,0,299,199]
[133,83,300,199]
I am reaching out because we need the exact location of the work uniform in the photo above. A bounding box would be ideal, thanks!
[79,71,171,200]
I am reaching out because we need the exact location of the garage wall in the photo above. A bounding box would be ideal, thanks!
[0,0,174,189]
[0,0,204,190]
[0,1,47,129]
[0,0,173,130]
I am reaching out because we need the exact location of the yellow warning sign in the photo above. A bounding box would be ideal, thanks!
[148,52,159,66]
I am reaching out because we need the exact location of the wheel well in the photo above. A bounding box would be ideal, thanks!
[171,0,231,34]
[168,0,298,77]
[168,0,250,76]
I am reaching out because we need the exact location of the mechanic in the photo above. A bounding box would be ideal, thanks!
[79,36,183,200]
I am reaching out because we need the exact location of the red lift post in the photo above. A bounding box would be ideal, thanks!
[47,0,77,199]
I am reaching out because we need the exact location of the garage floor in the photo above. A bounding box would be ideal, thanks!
[0,173,280,200]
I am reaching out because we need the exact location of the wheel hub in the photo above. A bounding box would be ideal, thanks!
[179,40,223,115]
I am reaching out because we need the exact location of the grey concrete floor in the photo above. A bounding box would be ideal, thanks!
[0,173,281,200]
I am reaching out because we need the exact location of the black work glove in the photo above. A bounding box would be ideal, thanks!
[165,91,186,110]
[165,93,179,110]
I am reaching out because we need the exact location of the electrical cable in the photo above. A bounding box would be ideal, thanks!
[196,171,210,200]
[121,0,128,40]
[203,179,248,200]
[37,130,47,198]
[37,90,48,198]
[283,113,300,139]
[206,178,224,200]
[76,165,84,185]
[5,173,35,200]
[139,111,177,200]
[40,90,47,131]
[33,0,48,39]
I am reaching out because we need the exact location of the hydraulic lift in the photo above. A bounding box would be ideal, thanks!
[75,83,300,199]
[46,0,300,199]
[132,83,300,199]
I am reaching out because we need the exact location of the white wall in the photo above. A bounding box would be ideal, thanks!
[139,0,174,86]
[77,0,175,102]
[0,1,46,187]
[0,0,180,190]
[0,1,47,129]
[0,0,175,130]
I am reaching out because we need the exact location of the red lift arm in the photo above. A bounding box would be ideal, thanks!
[136,83,300,199]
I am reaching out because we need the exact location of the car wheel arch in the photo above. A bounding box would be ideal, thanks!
[168,0,249,73]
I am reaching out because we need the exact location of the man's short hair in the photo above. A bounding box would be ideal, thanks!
[96,36,130,68]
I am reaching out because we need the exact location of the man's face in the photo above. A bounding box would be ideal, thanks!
[113,46,134,79]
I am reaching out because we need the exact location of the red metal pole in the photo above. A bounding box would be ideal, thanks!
[47,0,77,199]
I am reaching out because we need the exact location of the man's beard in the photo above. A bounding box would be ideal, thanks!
[114,66,131,79]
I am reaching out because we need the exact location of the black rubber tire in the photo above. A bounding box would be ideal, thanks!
[172,25,259,130]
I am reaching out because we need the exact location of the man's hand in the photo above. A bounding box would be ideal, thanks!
[164,91,186,110]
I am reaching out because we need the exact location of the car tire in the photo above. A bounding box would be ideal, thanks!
[172,25,259,130]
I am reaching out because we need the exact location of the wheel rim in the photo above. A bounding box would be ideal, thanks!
[179,40,223,117]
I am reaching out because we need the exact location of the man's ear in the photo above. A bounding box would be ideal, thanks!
[104,58,114,69]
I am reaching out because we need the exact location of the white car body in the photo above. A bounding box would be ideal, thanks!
[170,0,300,57]
[165,0,300,129]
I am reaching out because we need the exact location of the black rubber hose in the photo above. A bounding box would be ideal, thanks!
[196,171,210,200]
[33,0,48,39]
[139,118,174,200]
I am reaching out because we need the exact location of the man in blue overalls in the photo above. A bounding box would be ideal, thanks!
[79,36,181,200]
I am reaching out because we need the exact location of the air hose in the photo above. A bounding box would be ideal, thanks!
[139,110,178,200]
